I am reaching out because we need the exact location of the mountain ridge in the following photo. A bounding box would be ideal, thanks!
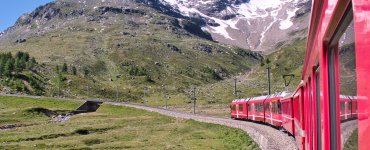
[0,0,262,102]
[158,0,311,52]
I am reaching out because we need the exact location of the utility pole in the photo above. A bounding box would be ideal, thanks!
[144,87,148,105]
[165,95,170,110]
[116,85,119,101]
[57,76,60,97]
[234,77,237,97]
[86,86,89,97]
[163,85,169,110]
[267,66,271,95]
[191,87,197,114]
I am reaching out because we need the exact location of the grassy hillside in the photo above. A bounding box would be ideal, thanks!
[0,96,259,149]
[0,0,260,104]
[193,38,307,104]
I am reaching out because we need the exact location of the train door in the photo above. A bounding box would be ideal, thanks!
[327,3,358,149]
[271,101,275,125]
[236,103,239,118]
[305,77,314,150]
[314,67,322,150]
[294,89,305,150]
[300,88,305,150]
[252,103,255,120]
[265,101,271,124]
[247,103,251,119]
[308,77,315,150]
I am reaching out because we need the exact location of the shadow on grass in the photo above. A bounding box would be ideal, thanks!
[5,127,116,142]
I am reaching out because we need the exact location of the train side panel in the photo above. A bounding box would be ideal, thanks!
[293,89,305,150]
[265,98,283,127]
[281,97,295,136]
[248,99,265,122]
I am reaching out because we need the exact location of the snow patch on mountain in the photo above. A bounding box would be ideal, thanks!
[168,2,236,40]
[160,0,310,51]
[279,8,300,30]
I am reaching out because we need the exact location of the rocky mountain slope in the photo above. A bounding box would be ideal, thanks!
[159,0,311,52]
[0,0,261,102]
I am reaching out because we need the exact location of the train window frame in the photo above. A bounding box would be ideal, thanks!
[327,3,354,150]
[239,104,243,111]
[257,103,263,112]
[278,101,282,114]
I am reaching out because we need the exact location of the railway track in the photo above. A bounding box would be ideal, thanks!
[106,102,298,150]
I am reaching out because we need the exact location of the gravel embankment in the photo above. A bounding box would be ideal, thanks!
[106,102,298,150]
[341,119,358,148]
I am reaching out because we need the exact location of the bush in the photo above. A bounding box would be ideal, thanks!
[129,66,147,76]
[72,66,77,75]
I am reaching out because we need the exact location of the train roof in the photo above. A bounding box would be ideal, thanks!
[340,95,357,99]
[231,98,250,102]
[232,91,290,102]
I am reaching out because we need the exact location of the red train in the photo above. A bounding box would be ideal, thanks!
[230,0,370,149]
[230,92,289,127]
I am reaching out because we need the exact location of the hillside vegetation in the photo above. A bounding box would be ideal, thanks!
[194,38,306,104]
[0,0,261,104]
[0,96,259,149]
[0,52,45,95]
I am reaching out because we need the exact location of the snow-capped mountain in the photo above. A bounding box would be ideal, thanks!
[159,0,311,52]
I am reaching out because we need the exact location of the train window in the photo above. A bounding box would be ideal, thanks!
[328,4,358,150]
[278,101,282,114]
[295,95,301,122]
[232,105,236,111]
[260,104,263,112]
[265,103,270,112]
[283,102,289,115]
[239,104,243,111]
[256,103,263,112]
[248,104,251,111]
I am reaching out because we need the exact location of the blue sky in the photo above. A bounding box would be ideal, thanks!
[0,0,54,32]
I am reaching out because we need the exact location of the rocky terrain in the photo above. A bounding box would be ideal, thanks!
[159,0,312,52]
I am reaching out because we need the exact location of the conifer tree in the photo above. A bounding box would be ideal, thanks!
[14,58,21,74]
[72,66,77,75]
[55,65,60,73]
[4,59,13,77]
[62,63,68,73]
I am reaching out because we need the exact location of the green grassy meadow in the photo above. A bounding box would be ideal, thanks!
[0,96,259,149]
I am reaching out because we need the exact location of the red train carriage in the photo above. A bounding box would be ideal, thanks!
[247,95,267,122]
[340,95,354,121]
[293,86,306,150]
[280,83,305,148]
[230,98,249,119]
[229,0,369,149]
[230,92,289,125]
[300,0,369,149]
[264,92,289,127]
[350,96,358,119]
[281,94,294,135]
